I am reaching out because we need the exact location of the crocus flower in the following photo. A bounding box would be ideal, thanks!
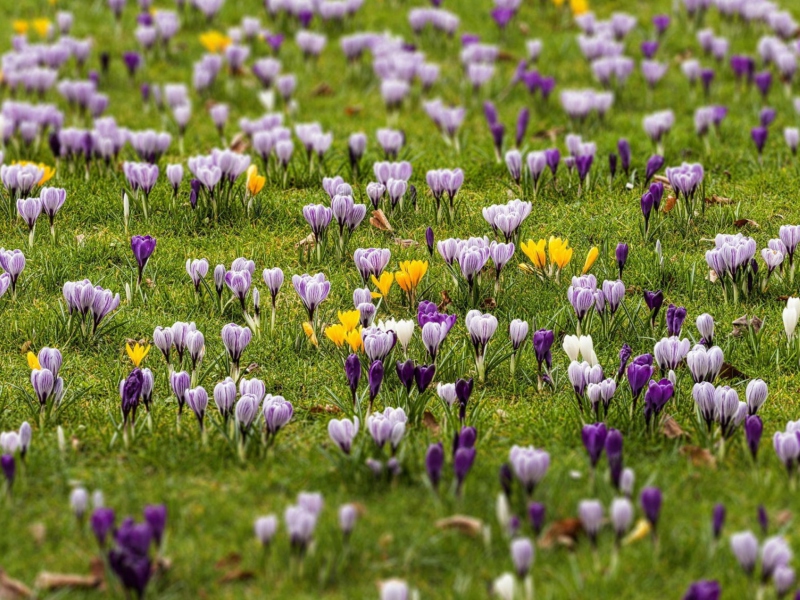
[91,507,116,548]
[108,517,153,599]
[582,422,607,468]
[640,486,662,531]
[745,415,763,460]
[509,445,550,495]
[130,235,156,286]
[578,500,603,545]
[532,329,554,373]
[328,416,359,454]
[712,504,725,540]
[682,581,721,600]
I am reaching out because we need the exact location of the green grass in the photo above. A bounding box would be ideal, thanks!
[1,0,800,598]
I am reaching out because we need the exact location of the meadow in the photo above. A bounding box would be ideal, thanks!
[1,0,800,598]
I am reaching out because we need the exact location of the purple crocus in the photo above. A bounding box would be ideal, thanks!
[644,154,664,186]
[640,486,662,531]
[643,378,674,427]
[752,127,768,156]
[130,235,156,286]
[581,422,607,468]
[426,442,444,490]
[368,360,384,409]
[108,517,153,599]
[745,415,763,460]
[533,329,554,373]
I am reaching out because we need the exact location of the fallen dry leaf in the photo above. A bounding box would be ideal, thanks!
[776,510,792,527]
[438,290,452,312]
[540,518,582,549]
[481,297,497,309]
[435,515,483,537]
[422,411,440,435]
[309,404,341,415]
[662,196,677,213]
[707,269,719,283]
[518,23,530,35]
[35,571,101,591]
[29,523,46,546]
[393,237,418,249]
[229,132,249,153]
[369,209,393,232]
[660,415,686,439]
[734,219,759,229]
[312,83,334,96]
[0,569,33,599]
[718,362,747,380]
[705,194,733,205]
[652,175,670,186]
[214,553,241,570]
[218,570,255,584]
[533,127,565,143]
[680,445,717,468]
[497,50,517,62]
[295,233,316,248]
[344,106,362,116]
[731,315,762,337]
[20,341,31,355]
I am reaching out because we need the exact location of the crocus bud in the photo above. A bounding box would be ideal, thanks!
[254,515,278,546]
[712,503,725,540]
[425,227,434,256]
[510,537,534,579]
[640,486,662,530]
[425,442,444,490]
[338,504,358,537]
[70,487,89,520]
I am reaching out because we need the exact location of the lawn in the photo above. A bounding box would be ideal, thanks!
[0,0,799,598]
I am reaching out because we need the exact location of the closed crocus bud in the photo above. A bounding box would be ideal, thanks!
[563,334,580,362]
[509,319,529,352]
[214,264,226,297]
[761,536,792,581]
[745,379,768,415]
[615,243,629,278]
[368,360,384,405]
[254,515,278,546]
[609,497,633,542]
[1,454,14,490]
[143,504,167,547]
[528,502,545,535]
[758,505,769,535]
[425,227,434,256]
[640,487,662,531]
[620,467,635,498]
[19,422,31,458]
[510,537,534,579]
[745,415,763,460]
[426,442,444,490]
[380,580,409,600]
[578,500,603,545]
[344,354,361,403]
[774,565,795,597]
[696,313,715,346]
[682,580,721,600]
[91,507,115,548]
[70,487,89,520]
[712,503,725,540]
[338,503,358,537]
[582,422,607,468]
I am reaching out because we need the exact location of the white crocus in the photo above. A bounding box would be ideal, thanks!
[563,335,580,361]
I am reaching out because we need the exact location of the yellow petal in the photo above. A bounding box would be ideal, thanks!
[27,351,41,370]
[371,272,394,298]
[302,322,319,347]
[582,246,599,274]
[623,519,651,545]
[345,329,363,352]
[338,310,360,332]
[324,324,346,347]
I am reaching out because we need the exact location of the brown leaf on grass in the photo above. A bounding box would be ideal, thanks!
[422,411,440,435]
[707,269,719,283]
[244,363,260,375]
[435,515,483,537]
[776,510,793,527]
[680,445,717,468]
[652,175,670,186]
[734,219,759,229]
[370,209,393,232]
[0,570,33,599]
[20,341,31,355]
[662,196,677,213]
[718,362,748,380]
[540,518,582,549]
[312,83,334,96]
[295,233,316,248]
[660,415,686,439]
[229,133,249,153]
[518,23,530,35]
[344,106,362,116]
[214,553,242,570]
[29,523,46,546]
[533,127,565,143]
[705,195,733,205]
[393,237,419,249]
[481,297,497,309]
[218,570,255,584]
[309,404,341,415]
[497,50,517,62]
[438,290,452,312]
[35,571,102,591]
[731,315,762,337]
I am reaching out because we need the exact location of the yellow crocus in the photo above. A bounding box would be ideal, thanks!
[13,21,29,35]
[395,260,428,292]
[27,351,41,370]
[623,519,651,545]
[371,272,394,298]
[582,246,599,274]
[324,324,346,347]
[548,236,573,270]
[302,321,319,347]
[569,0,589,15]
[338,310,360,332]
[246,165,265,196]
[199,31,232,54]
[520,239,547,270]
[126,342,151,367]
[345,329,363,352]
[33,19,52,38]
